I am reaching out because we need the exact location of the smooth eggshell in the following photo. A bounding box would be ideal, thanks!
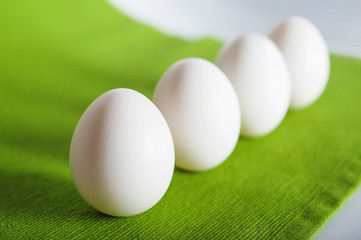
[70,88,174,217]
[269,16,330,110]
[216,33,291,137]
[153,58,240,172]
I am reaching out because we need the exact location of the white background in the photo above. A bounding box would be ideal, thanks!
[108,0,361,57]
[108,1,361,239]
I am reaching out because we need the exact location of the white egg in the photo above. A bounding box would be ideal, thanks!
[216,33,291,137]
[70,88,174,217]
[269,16,330,110]
[153,58,240,172]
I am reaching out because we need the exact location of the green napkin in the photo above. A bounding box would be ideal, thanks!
[1,0,361,239]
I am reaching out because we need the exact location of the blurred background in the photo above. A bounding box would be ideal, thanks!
[109,0,361,58]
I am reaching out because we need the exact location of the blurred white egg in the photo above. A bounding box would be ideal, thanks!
[70,88,174,217]
[153,58,240,172]
[216,33,291,137]
[269,16,330,110]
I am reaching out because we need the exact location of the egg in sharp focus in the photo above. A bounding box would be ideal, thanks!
[216,33,291,137]
[153,58,241,172]
[69,88,174,217]
[269,16,330,110]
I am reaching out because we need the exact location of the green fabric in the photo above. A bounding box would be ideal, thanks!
[1,0,361,239]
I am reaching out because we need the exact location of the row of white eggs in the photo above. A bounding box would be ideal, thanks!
[70,16,330,217]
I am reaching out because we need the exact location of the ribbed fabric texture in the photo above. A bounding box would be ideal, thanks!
[1,0,361,239]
